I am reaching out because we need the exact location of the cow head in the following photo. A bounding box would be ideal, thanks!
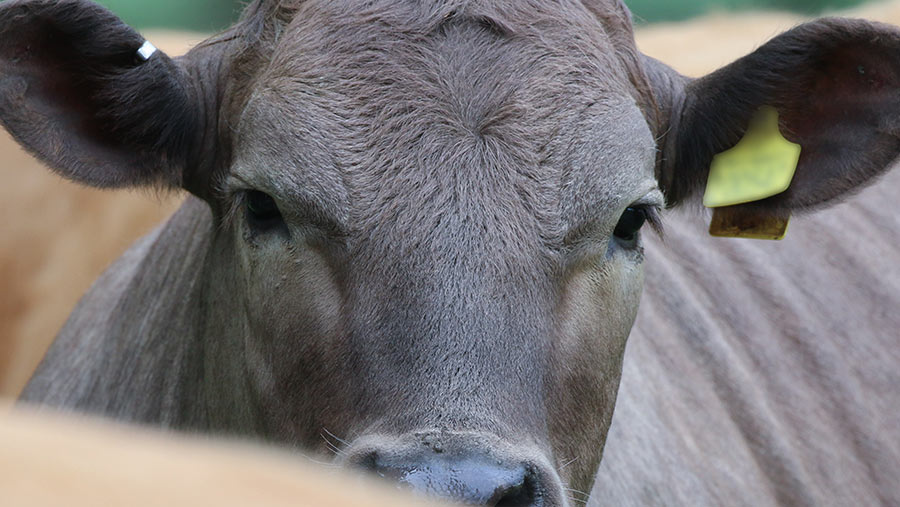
[3,0,900,505]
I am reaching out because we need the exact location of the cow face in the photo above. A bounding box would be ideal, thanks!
[217,2,660,501]
[3,0,900,505]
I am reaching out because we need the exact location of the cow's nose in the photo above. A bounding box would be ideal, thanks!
[357,451,542,505]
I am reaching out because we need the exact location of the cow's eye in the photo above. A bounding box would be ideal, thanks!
[245,190,284,231]
[613,207,649,243]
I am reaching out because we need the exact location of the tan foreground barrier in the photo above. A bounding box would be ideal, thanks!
[0,403,441,507]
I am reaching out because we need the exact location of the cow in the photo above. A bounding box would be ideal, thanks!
[1,0,897,505]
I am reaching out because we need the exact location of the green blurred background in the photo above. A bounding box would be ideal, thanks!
[627,0,867,22]
[95,0,870,31]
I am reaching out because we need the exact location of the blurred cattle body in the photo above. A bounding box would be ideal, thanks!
[0,405,440,507]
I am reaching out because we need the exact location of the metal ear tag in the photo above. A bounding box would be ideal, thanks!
[137,41,158,62]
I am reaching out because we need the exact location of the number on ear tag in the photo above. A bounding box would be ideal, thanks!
[709,208,790,240]
[703,106,801,208]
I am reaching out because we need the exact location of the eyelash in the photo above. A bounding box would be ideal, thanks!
[639,206,664,236]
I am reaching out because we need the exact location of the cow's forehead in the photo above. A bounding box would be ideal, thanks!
[259,0,644,113]
[232,0,657,239]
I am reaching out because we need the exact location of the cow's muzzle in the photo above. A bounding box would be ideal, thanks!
[343,431,563,506]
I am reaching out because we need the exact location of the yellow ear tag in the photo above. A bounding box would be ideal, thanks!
[703,106,801,240]
[703,106,801,208]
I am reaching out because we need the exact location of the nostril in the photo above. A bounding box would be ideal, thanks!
[490,467,539,507]
[345,449,380,473]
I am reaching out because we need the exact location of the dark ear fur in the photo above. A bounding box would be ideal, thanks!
[0,0,199,188]
[653,18,900,211]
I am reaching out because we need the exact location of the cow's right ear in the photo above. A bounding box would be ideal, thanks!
[647,18,900,212]
[0,0,199,189]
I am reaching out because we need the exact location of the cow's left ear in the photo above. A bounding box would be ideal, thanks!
[0,0,199,188]
[651,18,900,211]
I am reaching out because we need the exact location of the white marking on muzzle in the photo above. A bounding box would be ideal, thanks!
[137,41,158,62]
